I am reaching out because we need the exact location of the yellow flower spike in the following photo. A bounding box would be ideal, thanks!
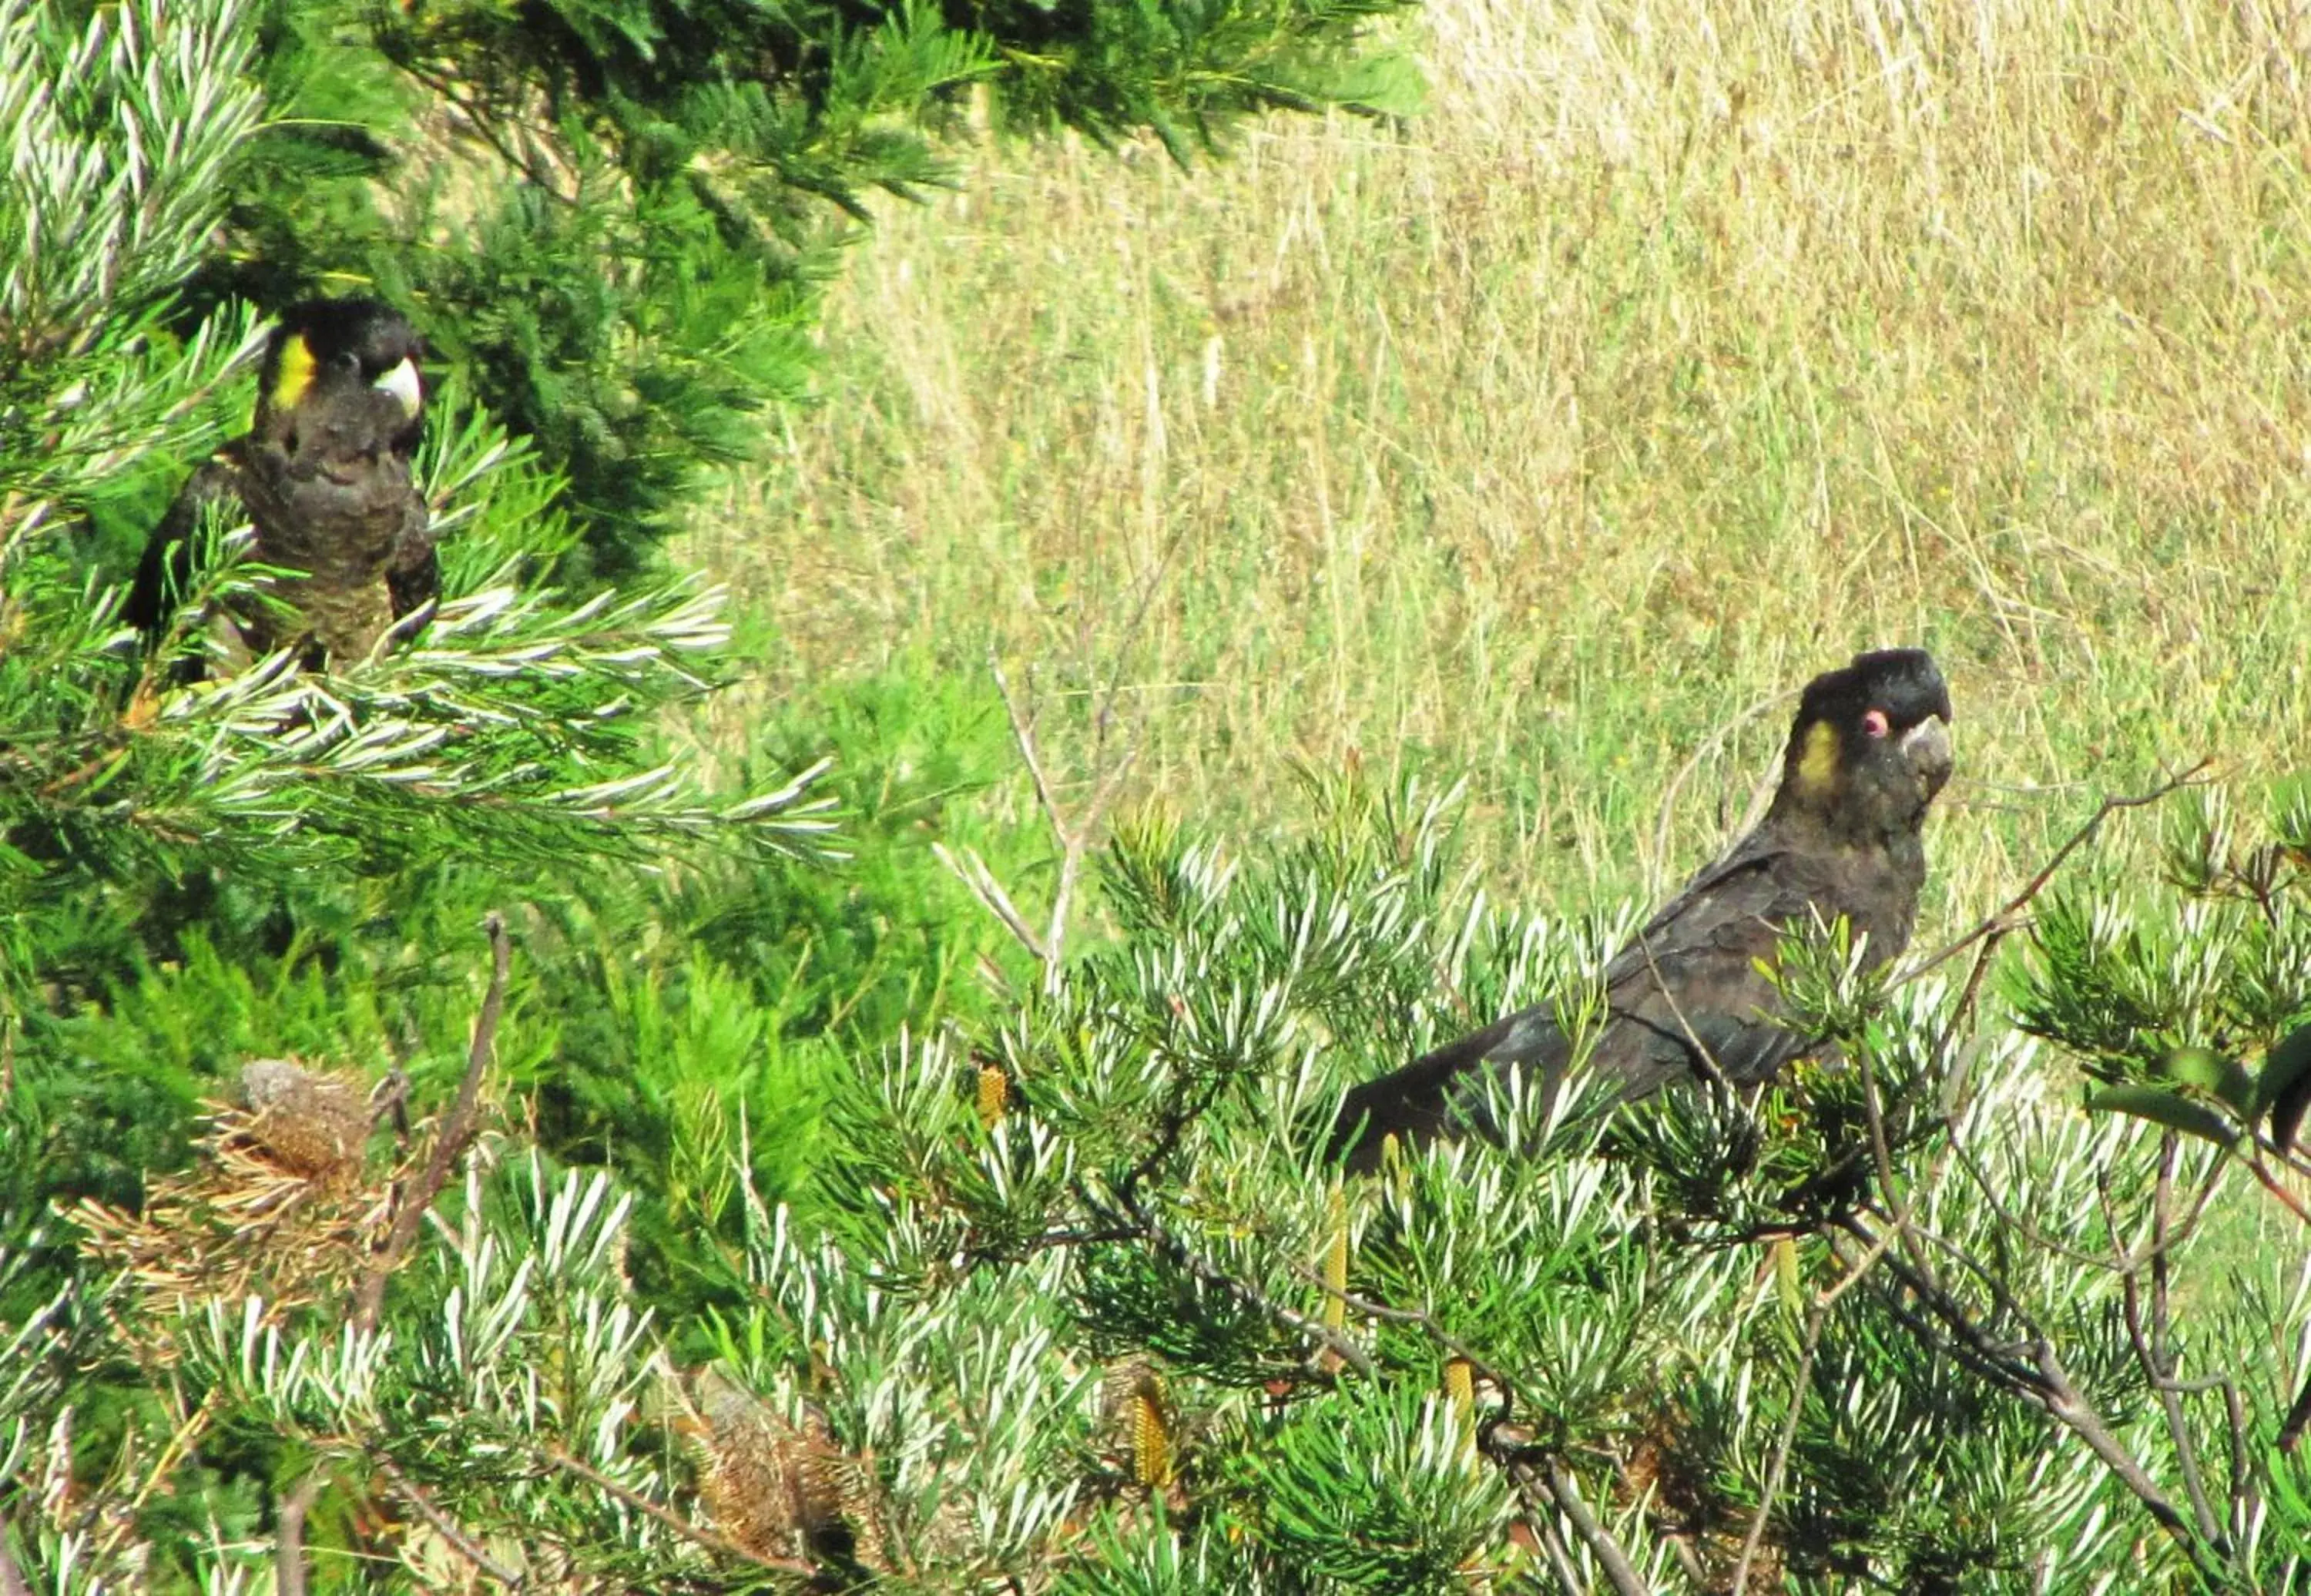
[1131,1387,1172,1489]
[1322,1181,1349,1334]
[975,1065,1008,1128]
[1773,1236,1803,1319]
[1444,1356,1477,1464]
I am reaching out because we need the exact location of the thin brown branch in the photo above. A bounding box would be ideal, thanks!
[1652,685,1796,897]
[2220,1374,2255,1543]
[932,841,1049,961]
[94,1387,226,1568]
[1295,1269,1511,1396]
[1635,930,1734,1096]
[2247,1152,2311,1226]
[1077,1176,1377,1376]
[540,1446,817,1574]
[1847,1216,2228,1582]
[1729,1303,1826,1596]
[989,654,1087,994]
[352,913,510,1334]
[1501,1460,1595,1593]
[1900,759,2212,987]
[1853,1021,1907,1220]
[1944,1132,2112,1272]
[990,655,1065,855]
[275,1472,323,1596]
[2115,1136,2225,1554]
[1521,1497,1589,1593]
[272,923,510,1584]
[2279,1363,2311,1455]
[1045,742,1139,983]
[375,1455,525,1586]
[1161,1222,1376,1378]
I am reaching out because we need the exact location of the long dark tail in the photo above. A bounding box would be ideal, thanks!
[1327,1017,1517,1173]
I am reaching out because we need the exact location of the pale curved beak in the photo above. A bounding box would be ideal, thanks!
[1900,716,1954,800]
[372,356,423,421]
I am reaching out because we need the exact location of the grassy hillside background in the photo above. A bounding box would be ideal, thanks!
[690,0,2311,953]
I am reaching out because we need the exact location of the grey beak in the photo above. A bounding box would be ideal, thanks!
[372,356,422,421]
[1900,716,1954,800]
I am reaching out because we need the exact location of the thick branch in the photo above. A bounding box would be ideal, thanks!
[1536,1459,1651,1596]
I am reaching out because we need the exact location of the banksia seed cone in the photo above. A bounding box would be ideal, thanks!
[239,1058,371,1179]
[1317,1181,1351,1373]
[691,1370,880,1566]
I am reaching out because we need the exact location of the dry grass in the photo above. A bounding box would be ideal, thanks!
[689,0,2311,937]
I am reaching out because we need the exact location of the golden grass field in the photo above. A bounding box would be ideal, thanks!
[692,0,2311,945]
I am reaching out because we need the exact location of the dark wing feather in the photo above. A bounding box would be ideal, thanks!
[1331,833,1835,1172]
[1327,1011,1537,1170]
[1578,837,1836,1098]
[384,488,437,620]
[127,455,244,639]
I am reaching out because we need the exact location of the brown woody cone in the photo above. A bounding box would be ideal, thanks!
[238,1058,370,1177]
[693,1370,879,1566]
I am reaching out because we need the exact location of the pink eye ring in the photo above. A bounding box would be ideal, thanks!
[1860,709,1891,739]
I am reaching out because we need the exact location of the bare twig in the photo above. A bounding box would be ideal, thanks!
[1295,1268,1512,1400]
[1519,1500,1589,1593]
[986,653,1141,994]
[1843,1215,2227,1582]
[353,913,511,1333]
[2279,1362,2311,1454]
[1900,760,2212,987]
[1292,1262,1655,1591]
[1652,686,1797,897]
[2144,1134,2227,1552]
[1729,1303,1827,1596]
[376,1454,525,1586]
[1635,930,1735,1096]
[277,916,512,1590]
[932,841,1048,961]
[275,1473,323,1596]
[1132,1199,1376,1378]
[541,1446,816,1574]
[2247,1151,2311,1226]
[94,1387,226,1567]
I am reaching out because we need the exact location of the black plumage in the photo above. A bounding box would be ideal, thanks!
[129,297,433,672]
[1330,649,1955,1172]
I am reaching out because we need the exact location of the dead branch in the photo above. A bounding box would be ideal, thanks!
[541,1445,817,1575]
[376,1454,525,1586]
[1901,759,2212,987]
[353,912,510,1334]
[1729,1302,1826,1596]
[1537,1458,1652,1596]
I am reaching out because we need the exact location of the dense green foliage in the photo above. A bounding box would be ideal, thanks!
[190,0,1420,571]
[6,0,2311,1588]
[14,773,2311,1588]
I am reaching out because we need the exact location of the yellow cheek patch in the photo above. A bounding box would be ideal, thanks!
[270,333,317,414]
[1793,720,1842,796]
